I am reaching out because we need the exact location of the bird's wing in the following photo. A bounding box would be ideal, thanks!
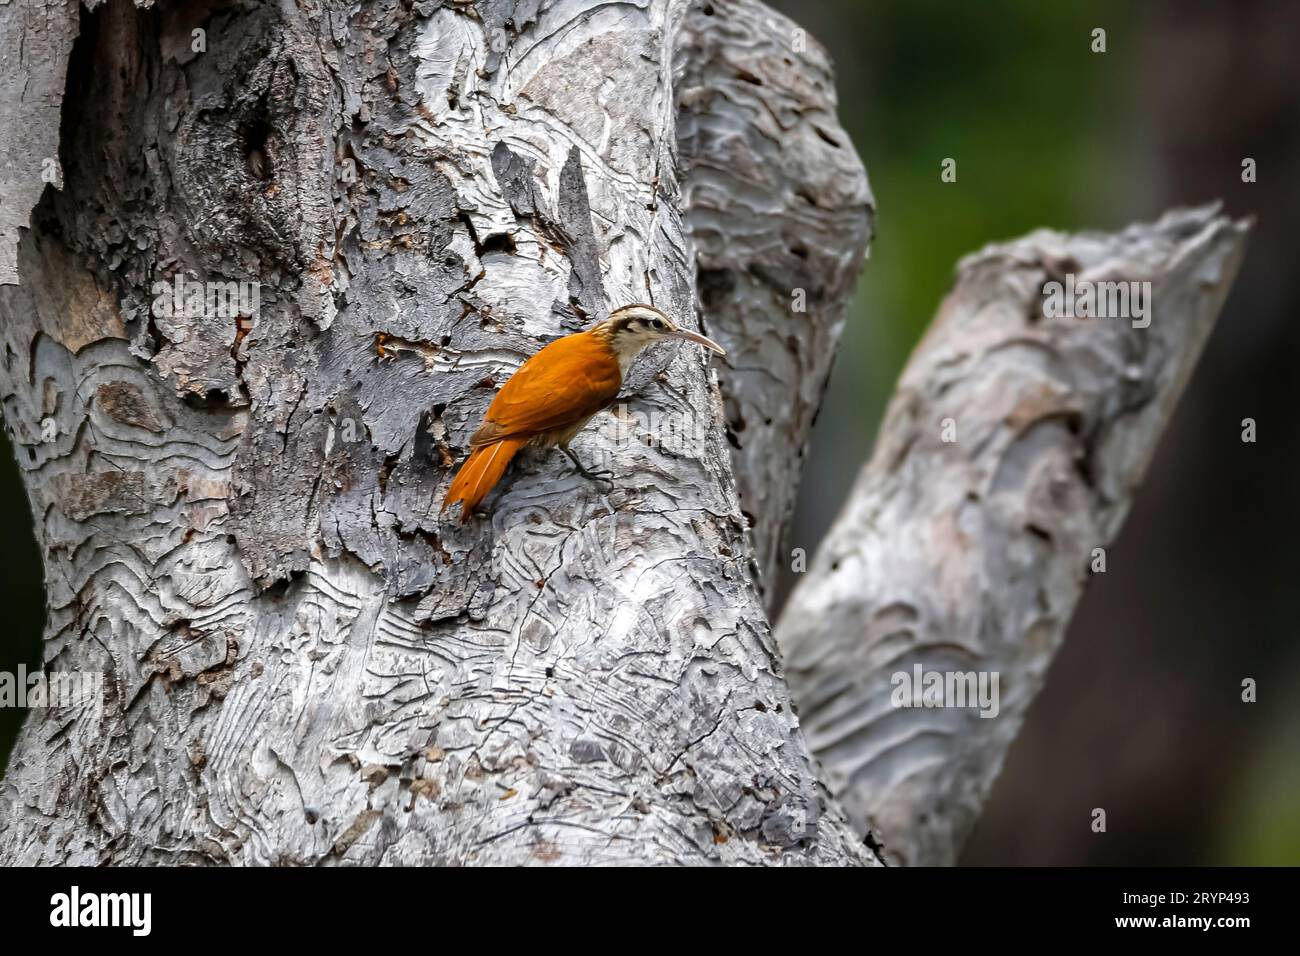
[471,332,622,445]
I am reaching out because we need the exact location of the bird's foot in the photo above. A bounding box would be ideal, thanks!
[562,448,614,488]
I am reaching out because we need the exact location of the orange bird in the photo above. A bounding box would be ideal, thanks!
[441,304,726,522]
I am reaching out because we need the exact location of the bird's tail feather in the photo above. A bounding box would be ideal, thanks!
[441,438,526,523]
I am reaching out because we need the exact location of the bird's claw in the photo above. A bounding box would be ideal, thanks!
[574,464,614,487]
[561,448,614,488]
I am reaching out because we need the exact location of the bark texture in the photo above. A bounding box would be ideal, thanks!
[0,0,80,285]
[776,204,1251,866]
[677,0,873,602]
[0,0,877,865]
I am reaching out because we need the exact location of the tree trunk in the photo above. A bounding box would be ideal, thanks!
[775,204,1251,865]
[676,2,874,602]
[0,0,877,865]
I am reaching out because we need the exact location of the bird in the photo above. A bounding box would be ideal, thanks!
[441,304,726,523]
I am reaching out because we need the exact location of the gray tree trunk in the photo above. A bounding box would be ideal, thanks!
[0,0,877,866]
[677,5,874,602]
[776,205,1251,865]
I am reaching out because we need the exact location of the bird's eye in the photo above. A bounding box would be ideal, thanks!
[652,319,664,330]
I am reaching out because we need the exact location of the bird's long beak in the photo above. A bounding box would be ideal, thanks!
[667,327,727,356]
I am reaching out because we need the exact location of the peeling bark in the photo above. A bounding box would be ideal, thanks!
[0,0,877,865]
[776,204,1251,866]
[0,0,80,284]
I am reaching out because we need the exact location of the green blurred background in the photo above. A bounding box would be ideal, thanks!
[2,0,1296,864]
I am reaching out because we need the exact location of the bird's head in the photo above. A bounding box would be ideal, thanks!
[596,304,726,367]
